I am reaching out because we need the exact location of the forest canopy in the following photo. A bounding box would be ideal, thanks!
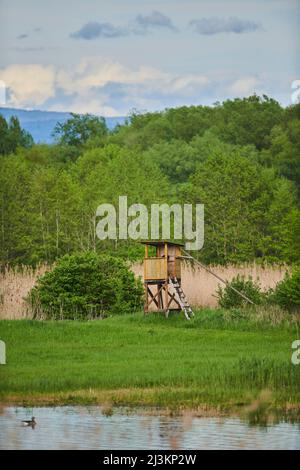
[0,95,299,266]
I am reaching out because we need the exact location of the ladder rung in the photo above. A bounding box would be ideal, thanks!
[168,277,194,319]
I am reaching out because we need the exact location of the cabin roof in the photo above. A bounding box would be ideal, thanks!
[141,240,184,247]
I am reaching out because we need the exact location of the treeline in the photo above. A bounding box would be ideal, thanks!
[0,95,299,266]
[0,114,33,155]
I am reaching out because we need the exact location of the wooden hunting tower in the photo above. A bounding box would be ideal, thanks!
[142,241,193,320]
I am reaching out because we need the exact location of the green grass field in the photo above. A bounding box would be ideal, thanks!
[0,310,299,417]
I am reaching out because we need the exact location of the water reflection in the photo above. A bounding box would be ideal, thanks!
[0,406,299,450]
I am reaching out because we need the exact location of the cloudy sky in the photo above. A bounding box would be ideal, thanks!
[0,0,299,115]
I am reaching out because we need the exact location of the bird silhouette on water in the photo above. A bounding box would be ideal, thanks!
[21,417,37,428]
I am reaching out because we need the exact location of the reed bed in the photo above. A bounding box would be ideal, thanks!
[132,261,288,308]
[0,262,290,319]
[0,264,50,319]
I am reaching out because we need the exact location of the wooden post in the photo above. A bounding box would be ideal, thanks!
[144,245,148,315]
[144,283,148,314]
[164,243,168,316]
[144,245,148,282]
[157,284,162,309]
[164,242,168,277]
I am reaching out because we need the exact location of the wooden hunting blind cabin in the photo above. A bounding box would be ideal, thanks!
[142,240,194,320]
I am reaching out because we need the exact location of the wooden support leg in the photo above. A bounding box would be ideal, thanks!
[164,281,168,317]
[144,283,148,314]
[159,287,164,311]
[157,284,162,310]
[147,284,163,309]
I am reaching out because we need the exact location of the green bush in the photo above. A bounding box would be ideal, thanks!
[270,267,300,311]
[28,252,143,319]
[216,275,264,308]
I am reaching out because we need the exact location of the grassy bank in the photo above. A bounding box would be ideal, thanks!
[0,310,299,417]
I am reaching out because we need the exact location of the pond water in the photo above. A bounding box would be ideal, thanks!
[0,406,299,450]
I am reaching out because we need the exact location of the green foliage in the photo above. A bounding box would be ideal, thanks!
[0,143,170,265]
[1,95,299,267]
[0,155,84,265]
[0,155,33,264]
[270,267,300,311]
[263,103,300,199]
[28,252,143,319]
[284,210,300,263]
[73,144,171,261]
[141,132,254,184]
[53,113,108,148]
[143,139,198,183]
[0,114,33,155]
[217,275,264,308]
[213,95,283,150]
[17,143,81,166]
[183,151,298,264]
[110,95,282,151]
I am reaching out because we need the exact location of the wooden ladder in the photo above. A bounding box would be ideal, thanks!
[169,277,194,320]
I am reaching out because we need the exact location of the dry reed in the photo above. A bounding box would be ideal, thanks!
[0,264,51,319]
[132,261,289,309]
[0,262,290,319]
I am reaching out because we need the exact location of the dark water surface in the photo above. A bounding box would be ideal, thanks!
[0,406,299,450]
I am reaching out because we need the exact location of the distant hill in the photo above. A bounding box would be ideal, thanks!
[0,107,127,143]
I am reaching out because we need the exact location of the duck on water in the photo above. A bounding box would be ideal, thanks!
[21,417,36,427]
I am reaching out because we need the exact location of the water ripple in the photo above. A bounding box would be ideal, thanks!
[0,406,299,450]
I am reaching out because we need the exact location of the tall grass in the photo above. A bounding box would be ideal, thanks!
[1,262,289,319]
[0,313,299,413]
[0,264,50,319]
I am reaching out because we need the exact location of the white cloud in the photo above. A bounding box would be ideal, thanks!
[169,75,210,93]
[0,59,268,114]
[0,64,56,107]
[56,57,169,92]
[47,99,120,116]
[62,57,209,95]
[228,77,263,96]
[0,57,209,113]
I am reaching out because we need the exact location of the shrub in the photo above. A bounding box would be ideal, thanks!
[28,252,143,319]
[269,267,300,311]
[216,275,264,308]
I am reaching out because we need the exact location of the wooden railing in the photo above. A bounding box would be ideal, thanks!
[144,257,181,281]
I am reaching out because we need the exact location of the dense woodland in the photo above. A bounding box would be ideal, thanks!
[0,95,299,266]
